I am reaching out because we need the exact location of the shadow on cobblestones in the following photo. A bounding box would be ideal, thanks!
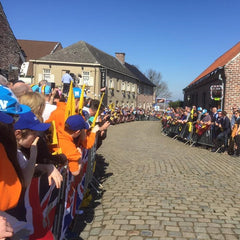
[94,154,113,184]
[70,153,113,239]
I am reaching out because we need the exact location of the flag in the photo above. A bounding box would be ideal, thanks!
[65,81,75,121]
[108,102,114,111]
[187,122,193,132]
[59,149,89,239]
[75,148,88,209]
[27,174,60,240]
[78,84,86,115]
[59,172,76,240]
[91,92,105,128]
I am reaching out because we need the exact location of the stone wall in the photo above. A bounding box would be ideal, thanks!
[0,2,22,80]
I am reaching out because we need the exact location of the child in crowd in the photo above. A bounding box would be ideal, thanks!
[14,111,51,188]
[19,91,65,185]
[14,111,63,188]
[58,114,89,176]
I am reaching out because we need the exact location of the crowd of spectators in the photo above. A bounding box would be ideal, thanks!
[161,105,240,155]
[0,73,162,238]
[0,75,114,239]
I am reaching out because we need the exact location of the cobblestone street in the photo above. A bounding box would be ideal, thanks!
[77,121,240,240]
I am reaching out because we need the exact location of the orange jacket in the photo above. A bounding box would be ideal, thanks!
[0,143,22,211]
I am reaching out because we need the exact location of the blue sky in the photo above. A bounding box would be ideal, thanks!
[1,0,240,100]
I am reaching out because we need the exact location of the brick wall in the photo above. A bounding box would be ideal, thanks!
[0,2,22,80]
[137,94,154,110]
[224,54,240,114]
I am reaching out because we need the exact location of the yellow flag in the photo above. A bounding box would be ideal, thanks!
[91,92,105,128]
[187,121,193,132]
[65,81,75,121]
[108,102,115,111]
[78,84,86,114]
[49,120,58,145]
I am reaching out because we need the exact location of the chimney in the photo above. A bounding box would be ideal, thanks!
[115,52,125,64]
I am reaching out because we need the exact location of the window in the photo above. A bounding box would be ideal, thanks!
[116,79,120,91]
[138,85,144,94]
[121,82,126,91]
[132,84,135,92]
[126,83,131,92]
[43,69,51,81]
[109,79,114,89]
[82,71,90,85]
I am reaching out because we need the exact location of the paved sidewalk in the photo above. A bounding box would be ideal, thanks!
[77,121,240,240]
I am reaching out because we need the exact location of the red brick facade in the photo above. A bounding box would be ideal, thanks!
[184,42,240,115]
[224,53,240,114]
[0,2,22,80]
[137,94,155,110]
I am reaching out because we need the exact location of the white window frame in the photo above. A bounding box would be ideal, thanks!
[43,69,51,81]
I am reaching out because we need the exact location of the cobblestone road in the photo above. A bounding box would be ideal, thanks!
[77,121,240,240]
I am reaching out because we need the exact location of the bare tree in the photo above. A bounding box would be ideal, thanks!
[145,69,171,99]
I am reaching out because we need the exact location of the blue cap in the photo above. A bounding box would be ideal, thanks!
[31,85,39,92]
[0,111,13,124]
[217,109,222,112]
[0,85,31,114]
[14,111,51,131]
[202,109,207,114]
[65,115,89,131]
[39,85,51,95]
[197,107,202,111]
[82,110,90,120]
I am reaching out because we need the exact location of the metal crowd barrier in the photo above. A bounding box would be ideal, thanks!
[84,139,98,194]
[9,142,99,239]
[162,121,214,147]
[191,125,214,147]
[136,115,160,121]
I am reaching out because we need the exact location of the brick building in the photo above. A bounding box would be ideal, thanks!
[183,41,240,114]
[0,2,24,80]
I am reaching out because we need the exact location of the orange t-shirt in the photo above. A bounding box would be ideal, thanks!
[46,102,66,130]
[57,128,81,173]
[0,143,22,211]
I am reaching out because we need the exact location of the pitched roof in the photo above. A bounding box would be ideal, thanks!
[125,63,155,87]
[0,2,23,74]
[17,39,62,61]
[188,41,240,87]
[40,41,137,79]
